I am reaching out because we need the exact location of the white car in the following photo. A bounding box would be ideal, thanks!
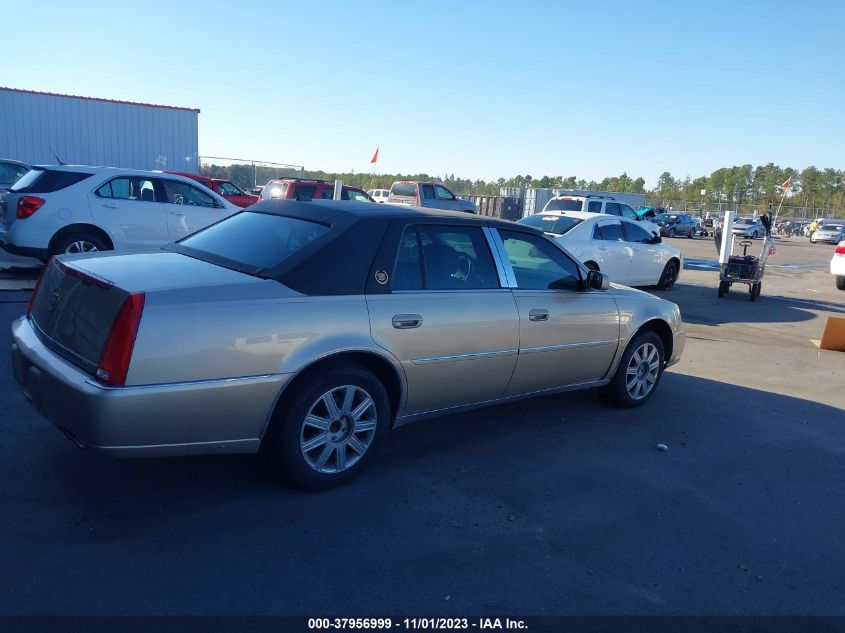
[831,240,845,290]
[543,194,660,236]
[367,188,390,203]
[0,165,239,260]
[811,222,845,244]
[518,210,683,290]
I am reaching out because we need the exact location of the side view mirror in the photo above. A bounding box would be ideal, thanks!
[586,269,610,291]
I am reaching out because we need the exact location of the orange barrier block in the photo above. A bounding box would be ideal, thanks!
[812,316,845,352]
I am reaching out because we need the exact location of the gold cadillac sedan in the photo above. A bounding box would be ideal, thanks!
[11,200,685,489]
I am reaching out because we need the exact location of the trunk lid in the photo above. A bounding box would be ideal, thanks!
[28,252,278,377]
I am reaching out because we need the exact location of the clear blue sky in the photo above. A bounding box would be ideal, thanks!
[4,0,843,186]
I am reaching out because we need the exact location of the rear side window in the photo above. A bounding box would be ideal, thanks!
[294,185,317,200]
[587,201,602,212]
[0,162,29,186]
[97,177,157,202]
[10,169,92,193]
[604,203,621,216]
[177,212,329,271]
[391,183,417,197]
[544,198,583,212]
[217,182,242,195]
[393,225,499,291]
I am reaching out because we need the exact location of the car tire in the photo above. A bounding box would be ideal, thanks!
[718,280,728,297]
[668,228,676,238]
[656,260,678,291]
[688,228,695,239]
[49,231,110,257]
[600,331,665,409]
[836,276,845,290]
[264,364,390,490]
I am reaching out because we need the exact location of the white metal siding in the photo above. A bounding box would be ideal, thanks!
[0,88,199,172]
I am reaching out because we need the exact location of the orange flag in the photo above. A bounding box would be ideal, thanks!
[370,147,379,164]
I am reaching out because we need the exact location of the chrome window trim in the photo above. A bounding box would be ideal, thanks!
[519,339,617,355]
[485,227,517,288]
[411,348,518,365]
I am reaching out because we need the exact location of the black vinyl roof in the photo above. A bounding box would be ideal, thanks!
[250,199,519,231]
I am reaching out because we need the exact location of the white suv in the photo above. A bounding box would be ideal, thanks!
[543,194,660,235]
[0,165,239,260]
[367,188,390,203]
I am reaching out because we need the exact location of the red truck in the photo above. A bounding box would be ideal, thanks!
[166,171,259,208]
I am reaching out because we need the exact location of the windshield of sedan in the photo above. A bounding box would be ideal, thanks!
[517,214,583,235]
[822,224,843,231]
[735,218,755,226]
[171,211,329,273]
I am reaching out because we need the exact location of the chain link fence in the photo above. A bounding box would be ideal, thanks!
[199,156,305,193]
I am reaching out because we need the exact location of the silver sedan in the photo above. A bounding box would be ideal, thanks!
[11,200,685,489]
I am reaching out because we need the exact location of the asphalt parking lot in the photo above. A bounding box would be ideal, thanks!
[1,235,843,616]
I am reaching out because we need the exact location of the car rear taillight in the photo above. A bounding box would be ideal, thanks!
[26,258,53,318]
[17,196,45,219]
[836,245,845,255]
[96,292,145,387]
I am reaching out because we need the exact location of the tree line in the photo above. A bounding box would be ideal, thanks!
[202,162,844,212]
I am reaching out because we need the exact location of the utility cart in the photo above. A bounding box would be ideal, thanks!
[714,214,774,301]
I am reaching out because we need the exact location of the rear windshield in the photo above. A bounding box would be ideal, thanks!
[391,183,417,197]
[518,214,583,235]
[544,198,583,212]
[261,182,288,200]
[0,162,29,187]
[174,211,329,272]
[10,169,93,193]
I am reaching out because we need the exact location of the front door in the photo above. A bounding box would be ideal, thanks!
[592,219,632,284]
[88,176,168,250]
[621,219,664,285]
[495,229,620,395]
[159,178,227,241]
[367,223,519,416]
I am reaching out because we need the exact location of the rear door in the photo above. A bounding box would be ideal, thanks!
[159,178,228,241]
[88,176,168,250]
[366,223,519,416]
[494,229,620,395]
[592,219,632,283]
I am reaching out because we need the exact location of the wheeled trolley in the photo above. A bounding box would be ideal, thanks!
[714,214,774,301]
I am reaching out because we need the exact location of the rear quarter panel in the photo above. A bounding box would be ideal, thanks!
[128,287,392,386]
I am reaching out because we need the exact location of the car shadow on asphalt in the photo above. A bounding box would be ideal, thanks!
[3,371,845,614]
[643,282,845,326]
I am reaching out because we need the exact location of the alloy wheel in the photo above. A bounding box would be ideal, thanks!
[299,385,377,474]
[65,240,99,254]
[625,343,660,400]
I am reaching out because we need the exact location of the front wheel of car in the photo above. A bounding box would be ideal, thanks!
[265,364,390,490]
[668,228,676,238]
[837,276,845,290]
[688,228,695,238]
[600,331,665,408]
[50,231,110,257]
[656,260,678,290]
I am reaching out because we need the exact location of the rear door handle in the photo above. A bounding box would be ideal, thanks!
[528,309,549,322]
[168,209,186,216]
[392,314,423,329]
[101,203,118,209]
